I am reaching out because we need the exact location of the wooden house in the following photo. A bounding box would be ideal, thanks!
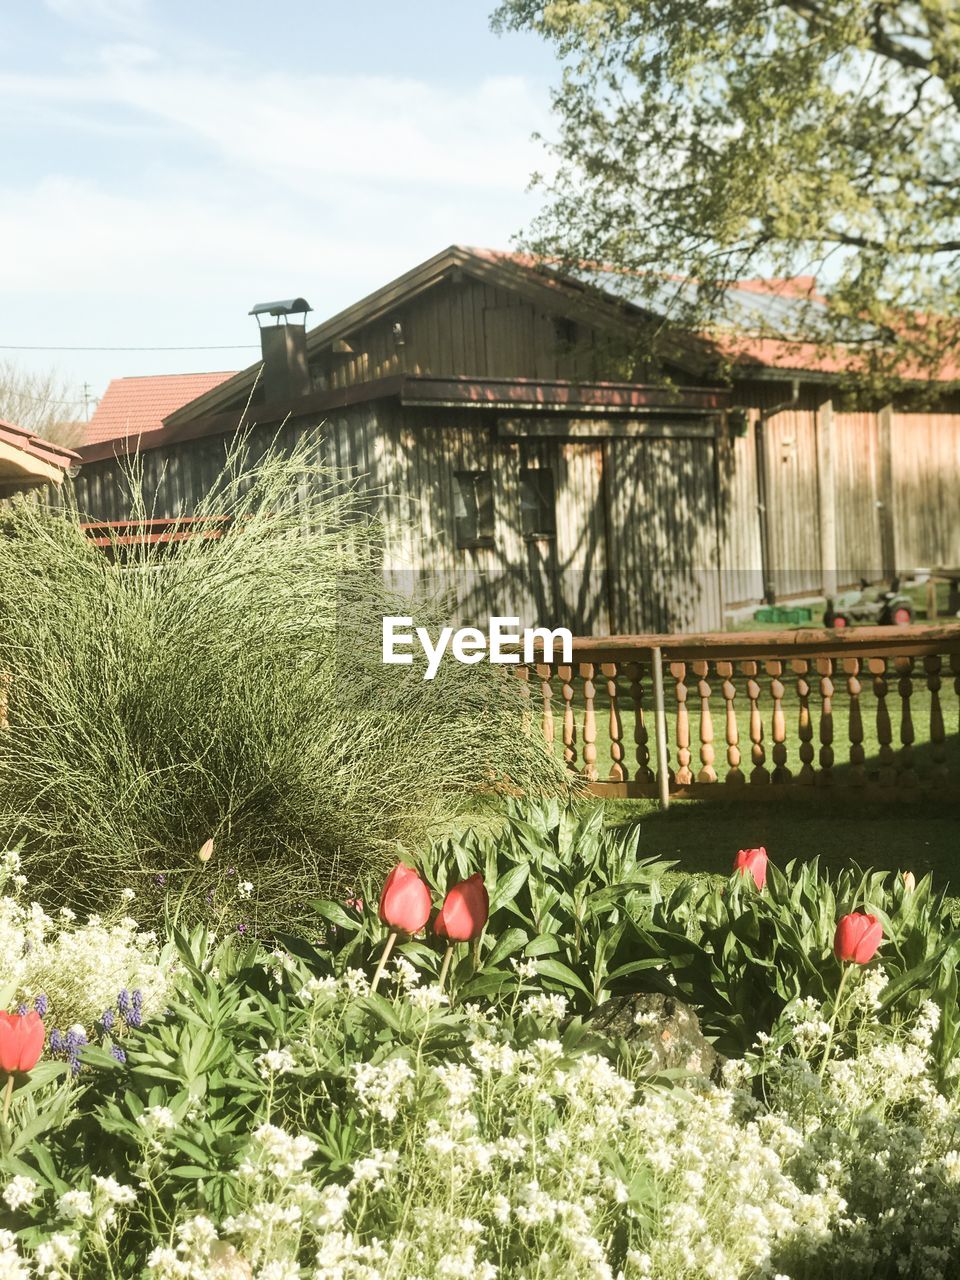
[0,419,78,500]
[72,246,960,633]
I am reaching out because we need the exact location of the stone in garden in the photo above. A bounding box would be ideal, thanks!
[586,992,721,1079]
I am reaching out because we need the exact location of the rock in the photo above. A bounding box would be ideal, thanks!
[585,991,721,1079]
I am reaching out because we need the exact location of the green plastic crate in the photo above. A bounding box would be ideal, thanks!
[753,606,814,625]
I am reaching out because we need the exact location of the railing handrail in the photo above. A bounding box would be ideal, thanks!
[554,623,960,663]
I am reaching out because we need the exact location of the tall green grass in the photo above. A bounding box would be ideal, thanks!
[0,436,567,925]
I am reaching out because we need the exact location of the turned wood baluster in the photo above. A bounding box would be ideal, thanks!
[794,658,815,785]
[767,659,791,783]
[896,656,918,788]
[869,657,896,785]
[818,657,835,784]
[517,665,532,737]
[672,661,693,785]
[625,661,655,782]
[845,657,866,786]
[925,655,947,783]
[692,660,717,783]
[581,662,599,782]
[603,662,627,782]
[536,663,555,750]
[743,660,768,784]
[717,660,743,785]
[559,664,577,773]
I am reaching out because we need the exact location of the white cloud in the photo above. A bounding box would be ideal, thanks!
[0,60,550,194]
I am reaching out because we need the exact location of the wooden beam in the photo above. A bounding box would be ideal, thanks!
[816,397,838,596]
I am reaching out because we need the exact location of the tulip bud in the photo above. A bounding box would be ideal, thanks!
[834,912,883,964]
[733,847,767,891]
[197,838,214,864]
[435,874,489,942]
[378,864,432,934]
[902,871,916,892]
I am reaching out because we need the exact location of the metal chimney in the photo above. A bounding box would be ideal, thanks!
[249,298,313,401]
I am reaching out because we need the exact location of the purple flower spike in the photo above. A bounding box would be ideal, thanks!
[69,1055,82,1077]
[65,1028,87,1051]
[236,923,248,935]
[126,1008,142,1029]
[16,1003,27,1017]
[131,990,143,1011]
[110,1045,126,1064]
[117,990,132,1018]
[34,994,48,1017]
[49,1028,64,1053]
[100,1009,115,1031]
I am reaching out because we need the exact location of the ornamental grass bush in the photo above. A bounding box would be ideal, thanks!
[0,438,567,927]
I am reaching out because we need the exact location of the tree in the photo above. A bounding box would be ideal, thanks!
[0,362,86,448]
[493,0,960,384]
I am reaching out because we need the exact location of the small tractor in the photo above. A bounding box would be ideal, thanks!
[823,578,914,629]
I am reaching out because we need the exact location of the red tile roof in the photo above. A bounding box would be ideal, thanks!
[85,372,238,446]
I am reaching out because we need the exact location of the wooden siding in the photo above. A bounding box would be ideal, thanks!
[311,277,633,393]
[892,412,960,569]
[833,409,882,577]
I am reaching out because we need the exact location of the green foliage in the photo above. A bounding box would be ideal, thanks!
[0,440,566,928]
[307,798,675,1008]
[493,0,960,387]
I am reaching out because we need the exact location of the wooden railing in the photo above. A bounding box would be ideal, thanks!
[519,624,960,802]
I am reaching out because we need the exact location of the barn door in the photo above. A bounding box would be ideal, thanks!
[604,434,723,632]
[513,439,611,635]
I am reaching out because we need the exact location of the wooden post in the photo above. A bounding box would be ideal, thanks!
[896,656,918,788]
[818,657,835,785]
[651,646,670,811]
[672,661,693,785]
[845,657,866,786]
[768,659,791,783]
[870,657,896,784]
[559,665,577,772]
[717,660,743,785]
[603,662,627,783]
[925,655,947,782]
[625,661,654,782]
[877,404,897,579]
[794,658,815,785]
[537,663,554,749]
[742,660,768,784]
[816,398,838,598]
[581,662,598,782]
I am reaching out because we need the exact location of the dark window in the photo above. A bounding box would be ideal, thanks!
[520,467,556,538]
[553,316,578,348]
[454,470,495,547]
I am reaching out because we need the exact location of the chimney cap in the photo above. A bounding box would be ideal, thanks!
[249,297,312,319]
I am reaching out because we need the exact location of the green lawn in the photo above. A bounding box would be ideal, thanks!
[600,795,960,890]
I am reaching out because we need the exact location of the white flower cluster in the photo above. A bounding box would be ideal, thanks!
[0,874,172,1027]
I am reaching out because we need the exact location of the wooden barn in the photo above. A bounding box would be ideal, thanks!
[72,246,960,633]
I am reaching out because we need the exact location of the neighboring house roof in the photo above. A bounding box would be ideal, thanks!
[0,419,79,490]
[85,372,238,445]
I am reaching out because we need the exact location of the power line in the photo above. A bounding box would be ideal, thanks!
[0,343,259,352]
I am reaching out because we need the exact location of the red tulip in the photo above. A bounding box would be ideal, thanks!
[378,864,432,934]
[733,847,767,890]
[435,874,489,942]
[0,1011,45,1074]
[834,912,883,964]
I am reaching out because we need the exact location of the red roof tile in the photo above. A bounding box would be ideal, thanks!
[84,372,238,446]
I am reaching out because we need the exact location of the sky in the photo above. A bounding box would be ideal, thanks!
[0,1,558,417]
